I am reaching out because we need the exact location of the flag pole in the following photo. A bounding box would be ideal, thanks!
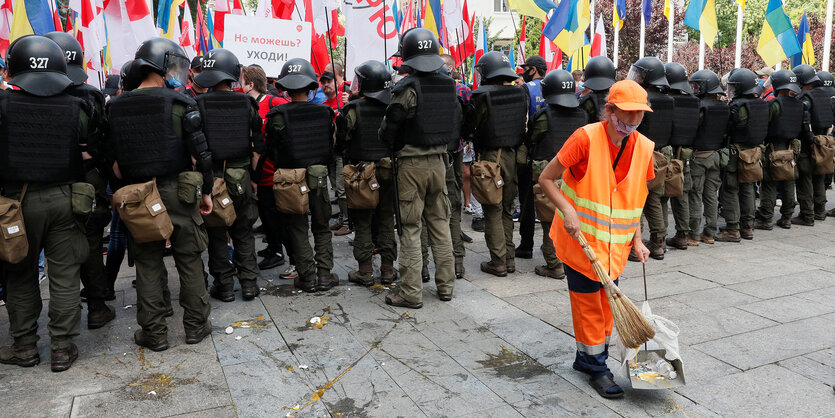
[455,29,467,81]
[504,1,524,61]
[590,0,595,37]
[613,25,619,70]
[294,3,322,74]
[639,14,645,58]
[667,2,674,62]
[382,0,388,62]
[734,2,743,68]
[698,32,705,70]
[824,0,833,71]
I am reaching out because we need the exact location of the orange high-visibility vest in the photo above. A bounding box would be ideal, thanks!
[550,122,654,281]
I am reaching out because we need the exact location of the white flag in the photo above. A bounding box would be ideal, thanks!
[343,0,398,77]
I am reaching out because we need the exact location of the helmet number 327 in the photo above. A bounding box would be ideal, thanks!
[29,57,49,69]
[417,40,433,50]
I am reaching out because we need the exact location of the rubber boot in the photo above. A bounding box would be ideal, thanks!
[348,259,374,287]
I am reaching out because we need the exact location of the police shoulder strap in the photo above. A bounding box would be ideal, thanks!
[18,183,28,203]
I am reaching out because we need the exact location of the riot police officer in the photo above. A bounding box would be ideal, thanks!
[379,28,459,307]
[43,31,115,329]
[718,68,768,241]
[192,48,263,302]
[793,64,834,224]
[688,69,729,244]
[0,36,92,372]
[628,57,674,259]
[754,69,803,230]
[265,58,338,293]
[526,69,587,279]
[107,37,213,351]
[663,62,700,249]
[579,56,617,122]
[466,51,528,277]
[336,60,396,287]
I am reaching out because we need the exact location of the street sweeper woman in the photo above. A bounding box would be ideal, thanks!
[538,79,655,399]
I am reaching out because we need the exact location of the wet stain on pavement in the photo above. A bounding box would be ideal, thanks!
[325,397,373,418]
[125,373,198,400]
[477,347,551,380]
[261,283,303,297]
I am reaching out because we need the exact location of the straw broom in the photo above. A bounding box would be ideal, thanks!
[576,233,655,348]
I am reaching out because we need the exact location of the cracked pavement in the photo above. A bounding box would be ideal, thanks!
[2,199,835,417]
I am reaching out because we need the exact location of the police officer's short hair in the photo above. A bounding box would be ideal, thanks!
[242,65,268,94]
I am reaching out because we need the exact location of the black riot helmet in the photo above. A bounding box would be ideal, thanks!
[476,51,518,83]
[540,69,579,107]
[134,37,190,87]
[399,28,444,73]
[583,56,616,91]
[120,59,143,92]
[43,31,87,84]
[7,35,73,97]
[727,68,761,99]
[769,69,801,95]
[817,71,835,96]
[276,58,318,92]
[689,69,724,98]
[628,56,669,88]
[354,60,392,104]
[792,64,820,87]
[664,62,691,94]
[193,48,241,88]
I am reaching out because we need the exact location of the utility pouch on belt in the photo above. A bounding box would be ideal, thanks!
[272,168,309,215]
[530,159,549,181]
[224,167,248,203]
[177,171,203,205]
[306,164,329,190]
[0,184,28,264]
[71,182,96,216]
[532,180,559,222]
[718,147,730,169]
[204,177,237,227]
[812,135,835,175]
[736,145,763,183]
[663,148,685,197]
[471,148,504,205]
[343,162,380,210]
[767,144,796,182]
[113,179,174,243]
[647,151,668,192]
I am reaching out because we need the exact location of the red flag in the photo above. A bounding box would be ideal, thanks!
[214,0,229,44]
[462,0,474,58]
[231,0,244,15]
[328,9,344,48]
[401,0,415,33]
[304,0,329,74]
[53,3,63,31]
[273,0,294,19]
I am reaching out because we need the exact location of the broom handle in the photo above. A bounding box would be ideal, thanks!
[643,262,649,353]
[576,233,612,286]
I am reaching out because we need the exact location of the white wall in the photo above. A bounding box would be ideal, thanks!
[468,0,516,40]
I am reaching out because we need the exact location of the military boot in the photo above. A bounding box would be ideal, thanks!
[50,343,78,372]
[379,258,397,285]
[647,234,665,260]
[715,229,741,242]
[241,281,260,300]
[87,305,116,329]
[753,218,773,230]
[316,272,339,291]
[535,264,566,279]
[792,216,815,226]
[348,259,374,287]
[294,275,317,293]
[421,264,430,283]
[480,260,507,277]
[740,226,754,240]
[814,210,827,221]
[827,207,835,217]
[185,320,213,345]
[506,258,516,273]
[685,234,700,246]
[700,232,715,244]
[209,284,235,302]
[0,344,39,367]
[776,215,792,229]
[455,257,465,280]
[665,232,688,250]
[134,330,169,352]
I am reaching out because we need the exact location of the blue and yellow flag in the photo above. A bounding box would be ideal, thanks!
[791,12,814,67]
[683,0,718,49]
[566,33,591,72]
[543,0,589,56]
[157,0,185,40]
[506,0,557,20]
[613,0,626,30]
[205,10,222,49]
[423,0,444,47]
[756,0,802,66]
[10,0,56,41]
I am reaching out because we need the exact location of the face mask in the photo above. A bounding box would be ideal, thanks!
[757,79,764,87]
[165,76,183,89]
[522,69,534,83]
[609,111,640,137]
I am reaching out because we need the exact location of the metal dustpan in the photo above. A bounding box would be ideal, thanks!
[628,348,686,390]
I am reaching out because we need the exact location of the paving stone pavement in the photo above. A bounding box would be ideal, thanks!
[2,195,835,417]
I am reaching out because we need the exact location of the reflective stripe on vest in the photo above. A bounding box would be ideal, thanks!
[550,122,654,281]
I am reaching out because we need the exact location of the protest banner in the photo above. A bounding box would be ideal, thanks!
[224,15,312,77]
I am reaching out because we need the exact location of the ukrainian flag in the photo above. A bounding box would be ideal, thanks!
[506,0,557,20]
[683,0,718,49]
[566,33,591,72]
[791,12,814,67]
[544,0,589,56]
[157,0,185,40]
[423,0,444,47]
[10,0,56,41]
[756,0,801,67]
[205,11,222,49]
[613,0,625,31]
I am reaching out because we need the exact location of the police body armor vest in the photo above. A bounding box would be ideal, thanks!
[269,101,333,168]
[471,84,528,150]
[344,98,388,162]
[393,73,458,147]
[669,93,700,147]
[637,90,674,148]
[767,96,803,144]
[107,88,191,179]
[0,92,84,183]
[579,91,604,122]
[197,91,254,161]
[531,106,588,161]
[729,97,768,145]
[801,88,835,132]
[693,99,729,151]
